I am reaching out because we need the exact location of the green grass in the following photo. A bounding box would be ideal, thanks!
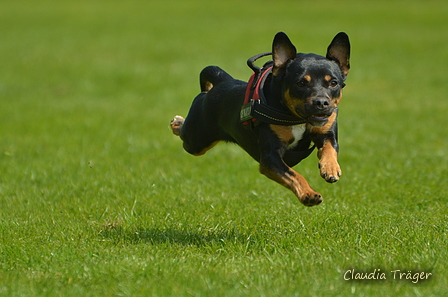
[1,0,447,296]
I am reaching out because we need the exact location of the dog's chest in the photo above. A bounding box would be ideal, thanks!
[287,124,306,149]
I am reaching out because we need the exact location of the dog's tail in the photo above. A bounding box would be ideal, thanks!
[199,66,233,93]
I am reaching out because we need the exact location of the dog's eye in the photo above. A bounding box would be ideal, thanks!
[330,80,338,87]
[297,80,307,88]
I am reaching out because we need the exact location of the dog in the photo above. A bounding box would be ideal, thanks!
[170,32,350,206]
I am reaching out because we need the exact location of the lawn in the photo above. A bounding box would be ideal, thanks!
[0,0,447,296]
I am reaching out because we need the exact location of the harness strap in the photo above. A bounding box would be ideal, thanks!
[252,101,308,125]
[241,67,272,125]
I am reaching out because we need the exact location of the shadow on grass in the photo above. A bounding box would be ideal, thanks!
[98,225,250,247]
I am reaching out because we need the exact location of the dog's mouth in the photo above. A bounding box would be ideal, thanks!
[307,114,330,127]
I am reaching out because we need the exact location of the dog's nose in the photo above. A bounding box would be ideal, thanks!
[312,98,330,109]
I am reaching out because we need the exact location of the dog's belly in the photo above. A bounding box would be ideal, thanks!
[287,124,307,149]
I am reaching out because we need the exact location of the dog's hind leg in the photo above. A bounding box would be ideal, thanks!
[170,115,184,136]
[176,115,221,156]
[170,94,220,156]
[171,66,232,156]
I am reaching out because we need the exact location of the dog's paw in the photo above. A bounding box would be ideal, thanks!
[170,115,184,136]
[299,191,323,206]
[319,160,341,183]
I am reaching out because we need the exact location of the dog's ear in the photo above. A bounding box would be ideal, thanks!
[272,32,297,76]
[326,32,350,78]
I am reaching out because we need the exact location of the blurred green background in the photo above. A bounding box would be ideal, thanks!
[0,0,447,296]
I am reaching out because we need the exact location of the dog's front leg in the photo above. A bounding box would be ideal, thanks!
[258,127,322,206]
[317,139,341,183]
[310,115,342,183]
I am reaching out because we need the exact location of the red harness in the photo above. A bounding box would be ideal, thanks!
[241,66,272,125]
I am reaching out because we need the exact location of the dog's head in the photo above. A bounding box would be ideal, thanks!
[272,32,350,127]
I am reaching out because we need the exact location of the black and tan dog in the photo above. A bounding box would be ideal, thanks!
[170,32,350,206]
